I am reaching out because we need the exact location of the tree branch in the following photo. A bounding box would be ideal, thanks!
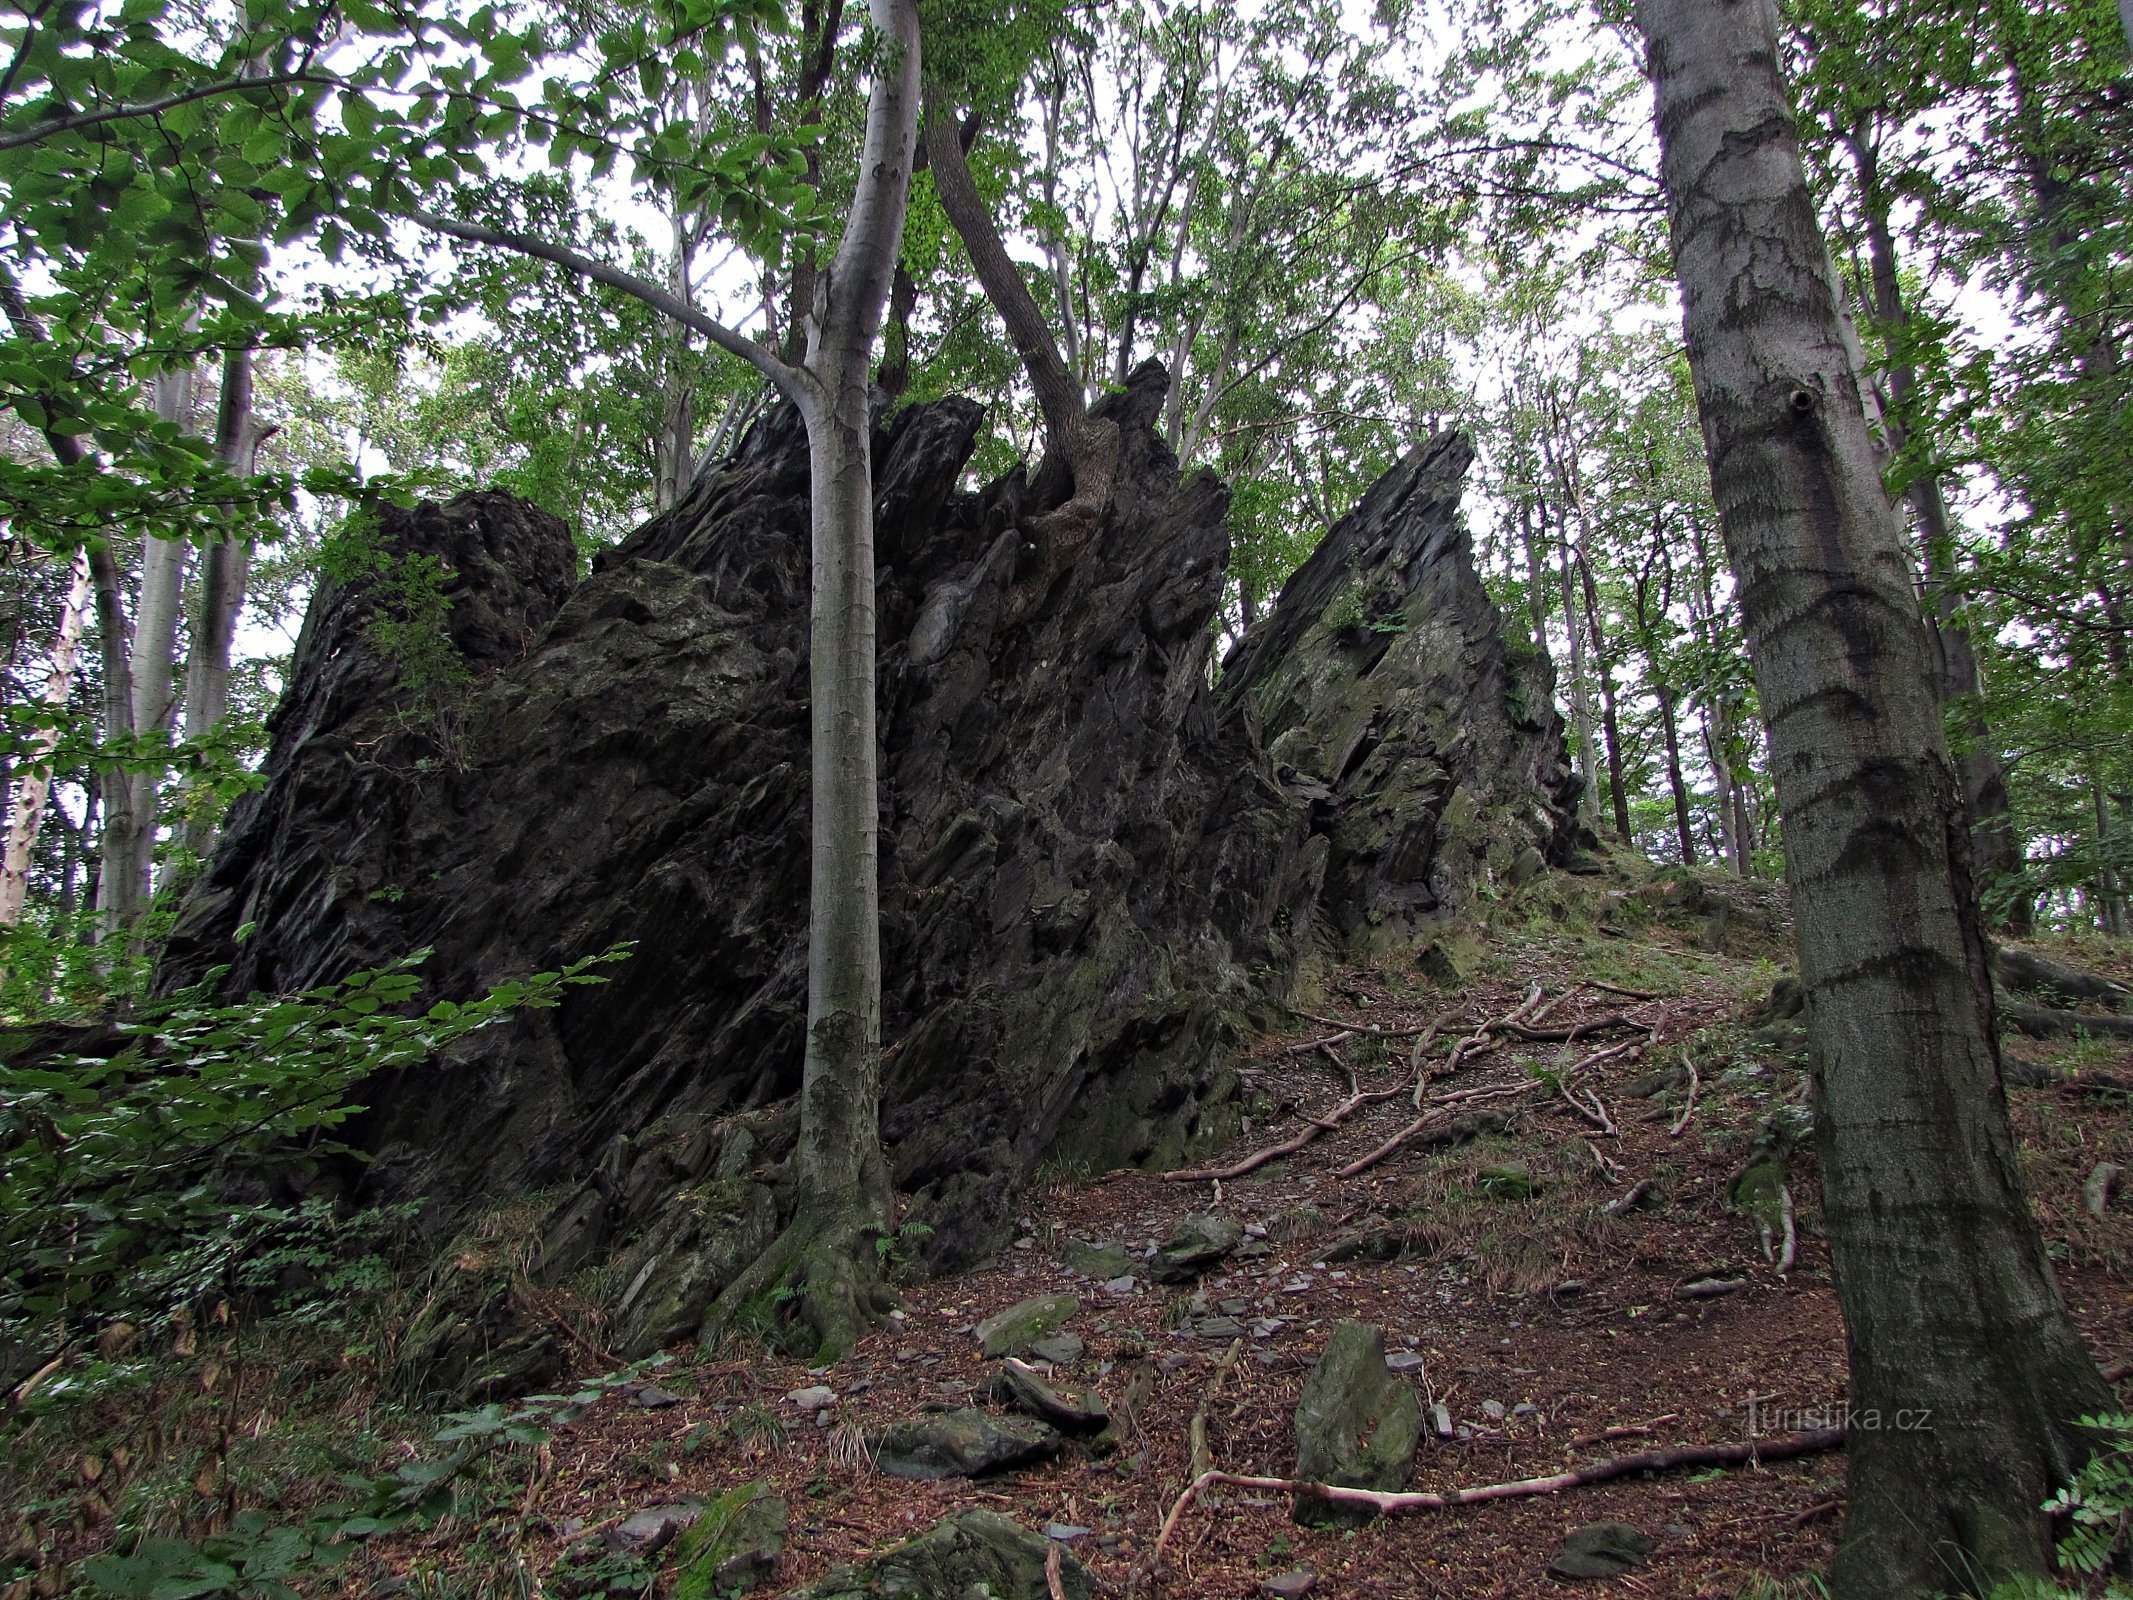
[0,71,335,152]
[407,210,803,401]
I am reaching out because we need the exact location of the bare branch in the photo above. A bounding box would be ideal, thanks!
[407,210,803,401]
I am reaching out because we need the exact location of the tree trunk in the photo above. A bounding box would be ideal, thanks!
[1656,677,1697,867]
[180,348,268,862]
[122,364,195,905]
[2092,758,2126,936]
[1550,508,1602,831]
[1578,549,1632,844]
[1850,130,2025,929]
[1635,1,2112,1592]
[0,547,92,925]
[88,537,143,941]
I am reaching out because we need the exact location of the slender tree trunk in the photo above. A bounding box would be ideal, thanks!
[1636,2,2111,1592]
[0,547,92,925]
[2092,758,2126,936]
[1850,131,2025,928]
[180,348,268,863]
[120,364,195,906]
[1550,508,1602,830]
[1578,549,1632,843]
[1656,678,1697,866]
[88,538,141,942]
[1702,707,1745,875]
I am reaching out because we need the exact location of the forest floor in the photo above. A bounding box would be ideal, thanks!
[9,865,2133,1600]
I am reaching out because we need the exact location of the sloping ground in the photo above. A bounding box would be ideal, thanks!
[51,866,2101,1600]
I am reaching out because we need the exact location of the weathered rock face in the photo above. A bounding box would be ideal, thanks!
[164,363,1574,1362]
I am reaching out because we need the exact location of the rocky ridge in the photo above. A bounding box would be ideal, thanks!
[162,363,1578,1382]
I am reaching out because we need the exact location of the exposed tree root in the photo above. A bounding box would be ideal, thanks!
[1141,1428,1845,1581]
[2002,1000,2133,1040]
[1669,1050,1701,1136]
[698,1209,892,1361]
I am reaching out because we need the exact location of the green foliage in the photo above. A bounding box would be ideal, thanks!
[0,948,622,1354]
[74,1358,671,1600]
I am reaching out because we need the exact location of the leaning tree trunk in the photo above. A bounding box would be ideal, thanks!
[1850,131,2025,929]
[1635,0,2111,1592]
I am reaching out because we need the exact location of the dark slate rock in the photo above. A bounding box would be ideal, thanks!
[160,367,1577,1390]
[868,1408,1060,1479]
[1547,1522,1655,1579]
[788,1509,1093,1600]
[1151,1214,1243,1282]
[1292,1320,1423,1528]
[975,1293,1079,1359]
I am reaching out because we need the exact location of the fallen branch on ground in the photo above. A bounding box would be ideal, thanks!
[1605,1176,1659,1215]
[1287,1005,1473,1039]
[1143,1428,1845,1579]
[1503,1013,1652,1043]
[1285,1030,1353,1055]
[1164,1068,1413,1183]
[1568,1414,1677,1449]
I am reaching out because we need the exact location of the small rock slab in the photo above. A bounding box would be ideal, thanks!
[1151,1214,1244,1282]
[1263,1570,1317,1599]
[1548,1522,1655,1580]
[785,1509,1094,1600]
[993,1358,1110,1434]
[1028,1333,1085,1365]
[1062,1238,1134,1279]
[1292,1320,1423,1527]
[668,1482,787,1597]
[974,1293,1080,1358]
[869,1408,1061,1479]
[613,1500,703,1553]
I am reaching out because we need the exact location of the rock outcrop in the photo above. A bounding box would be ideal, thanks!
[163,363,1575,1376]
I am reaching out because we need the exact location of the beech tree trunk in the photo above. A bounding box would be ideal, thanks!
[0,547,92,925]
[1656,678,1696,867]
[180,348,268,862]
[1636,1,2111,1592]
[1850,132,2025,929]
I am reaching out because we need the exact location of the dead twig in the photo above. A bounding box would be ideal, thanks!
[1285,1030,1352,1056]
[1045,1543,1069,1600]
[1568,1414,1677,1449]
[1141,1428,1845,1581]
[1675,1277,1749,1299]
[1287,1005,1472,1039]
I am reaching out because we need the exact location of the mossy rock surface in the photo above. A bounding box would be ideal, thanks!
[785,1509,1094,1600]
[1292,1320,1423,1527]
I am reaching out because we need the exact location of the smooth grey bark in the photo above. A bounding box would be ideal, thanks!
[1577,547,1632,844]
[179,348,269,862]
[1847,130,2024,928]
[0,547,92,925]
[119,364,195,903]
[420,0,920,1357]
[1636,0,2111,1592]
